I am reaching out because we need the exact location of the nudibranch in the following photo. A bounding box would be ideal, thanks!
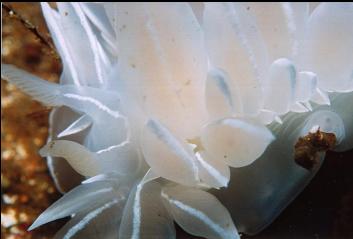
[2,2,352,239]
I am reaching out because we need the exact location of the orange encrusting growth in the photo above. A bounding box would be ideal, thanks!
[294,129,337,170]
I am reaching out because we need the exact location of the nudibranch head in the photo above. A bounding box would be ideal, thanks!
[1,2,353,239]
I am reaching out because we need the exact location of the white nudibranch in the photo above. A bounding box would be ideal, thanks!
[39,140,141,177]
[1,2,353,238]
[39,140,100,177]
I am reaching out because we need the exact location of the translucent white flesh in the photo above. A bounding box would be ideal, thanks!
[294,71,317,103]
[212,92,351,235]
[299,3,353,92]
[203,3,267,117]
[54,199,123,239]
[95,142,141,178]
[194,150,230,189]
[162,185,239,239]
[141,119,199,187]
[47,107,87,193]
[310,88,330,106]
[201,118,275,168]
[329,92,353,151]
[114,3,208,139]
[119,181,175,239]
[56,2,102,85]
[41,3,111,87]
[243,3,308,62]
[79,3,115,45]
[57,114,92,138]
[1,64,128,151]
[205,68,236,120]
[39,140,101,177]
[29,181,118,230]
[263,58,296,115]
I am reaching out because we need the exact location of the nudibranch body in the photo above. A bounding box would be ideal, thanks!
[2,2,353,239]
